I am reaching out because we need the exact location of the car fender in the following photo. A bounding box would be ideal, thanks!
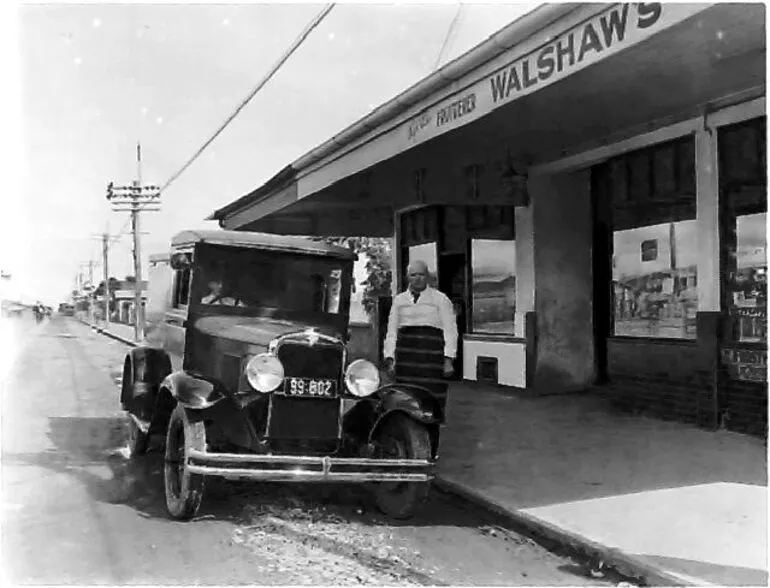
[121,347,172,420]
[161,371,226,410]
[376,383,444,424]
[367,383,443,455]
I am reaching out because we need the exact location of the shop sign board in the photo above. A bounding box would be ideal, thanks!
[297,3,711,203]
[406,3,710,146]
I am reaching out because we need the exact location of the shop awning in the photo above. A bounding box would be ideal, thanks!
[210,2,765,236]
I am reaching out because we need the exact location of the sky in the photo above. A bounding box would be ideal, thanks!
[1,0,539,306]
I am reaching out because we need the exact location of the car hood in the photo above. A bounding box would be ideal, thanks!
[194,315,342,349]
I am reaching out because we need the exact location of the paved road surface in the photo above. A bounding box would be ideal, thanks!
[2,317,629,585]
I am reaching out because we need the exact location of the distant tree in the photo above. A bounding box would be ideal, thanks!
[93,277,121,311]
[312,237,392,317]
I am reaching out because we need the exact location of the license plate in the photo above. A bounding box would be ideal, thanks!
[282,377,337,398]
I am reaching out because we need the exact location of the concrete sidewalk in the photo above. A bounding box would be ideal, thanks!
[437,383,768,586]
[79,316,140,347]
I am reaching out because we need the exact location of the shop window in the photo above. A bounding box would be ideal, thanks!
[613,220,698,338]
[407,242,437,287]
[471,238,516,335]
[720,117,767,347]
[599,136,698,339]
[728,212,767,343]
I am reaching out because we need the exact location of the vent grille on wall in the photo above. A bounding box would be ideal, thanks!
[477,356,499,385]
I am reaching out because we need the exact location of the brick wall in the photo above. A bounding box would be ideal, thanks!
[720,378,767,436]
[606,338,718,428]
[604,336,766,437]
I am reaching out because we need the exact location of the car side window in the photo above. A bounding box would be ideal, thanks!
[172,267,191,308]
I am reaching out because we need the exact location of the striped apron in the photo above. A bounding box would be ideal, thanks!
[394,325,449,414]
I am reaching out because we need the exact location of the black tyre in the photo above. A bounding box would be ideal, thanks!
[374,415,432,519]
[164,404,206,520]
[122,360,149,457]
[126,415,149,457]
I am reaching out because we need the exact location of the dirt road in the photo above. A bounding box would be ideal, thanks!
[1,317,627,585]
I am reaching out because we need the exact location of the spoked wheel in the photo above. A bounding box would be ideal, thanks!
[374,415,432,520]
[164,404,206,520]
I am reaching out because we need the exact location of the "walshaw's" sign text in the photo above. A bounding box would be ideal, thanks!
[489,4,661,104]
[403,3,708,146]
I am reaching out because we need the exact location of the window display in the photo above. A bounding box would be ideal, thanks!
[719,117,767,348]
[613,220,698,338]
[727,212,767,343]
[471,239,516,334]
[596,136,698,339]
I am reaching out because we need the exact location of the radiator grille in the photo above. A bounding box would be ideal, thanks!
[277,342,343,380]
[267,396,341,441]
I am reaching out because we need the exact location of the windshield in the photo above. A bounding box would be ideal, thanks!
[196,245,347,315]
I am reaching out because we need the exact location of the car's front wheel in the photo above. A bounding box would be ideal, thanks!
[164,404,206,520]
[374,415,431,519]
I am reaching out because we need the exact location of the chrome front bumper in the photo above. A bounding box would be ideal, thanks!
[186,449,435,482]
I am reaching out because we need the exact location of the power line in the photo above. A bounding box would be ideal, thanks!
[85,4,336,280]
[159,3,336,194]
[434,4,465,71]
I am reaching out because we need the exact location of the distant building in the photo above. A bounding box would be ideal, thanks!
[113,280,148,325]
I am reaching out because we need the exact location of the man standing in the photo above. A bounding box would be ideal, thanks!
[383,260,458,411]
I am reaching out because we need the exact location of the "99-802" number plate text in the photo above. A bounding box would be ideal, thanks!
[283,377,337,398]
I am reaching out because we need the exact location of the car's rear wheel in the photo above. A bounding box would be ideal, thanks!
[374,415,431,519]
[126,414,149,457]
[122,361,149,457]
[164,404,206,520]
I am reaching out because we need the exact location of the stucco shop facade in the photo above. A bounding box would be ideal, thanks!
[211,3,767,435]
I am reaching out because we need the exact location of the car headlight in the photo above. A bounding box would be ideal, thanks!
[245,353,284,393]
[344,359,380,398]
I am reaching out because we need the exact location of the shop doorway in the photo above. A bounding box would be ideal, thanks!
[438,252,467,380]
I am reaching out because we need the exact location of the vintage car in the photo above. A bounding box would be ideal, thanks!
[120,230,444,520]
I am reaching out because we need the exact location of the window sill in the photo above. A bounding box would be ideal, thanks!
[608,336,697,346]
[464,333,526,344]
[721,340,768,351]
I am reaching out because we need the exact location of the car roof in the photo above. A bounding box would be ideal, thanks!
[170,229,357,261]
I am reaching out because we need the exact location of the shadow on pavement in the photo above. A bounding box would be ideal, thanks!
[12,415,506,532]
[1,413,626,586]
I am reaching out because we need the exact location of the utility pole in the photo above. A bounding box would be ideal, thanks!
[79,259,96,325]
[88,258,95,326]
[102,232,110,329]
[106,142,161,342]
[132,144,144,343]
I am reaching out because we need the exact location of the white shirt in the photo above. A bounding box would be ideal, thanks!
[384,286,458,360]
